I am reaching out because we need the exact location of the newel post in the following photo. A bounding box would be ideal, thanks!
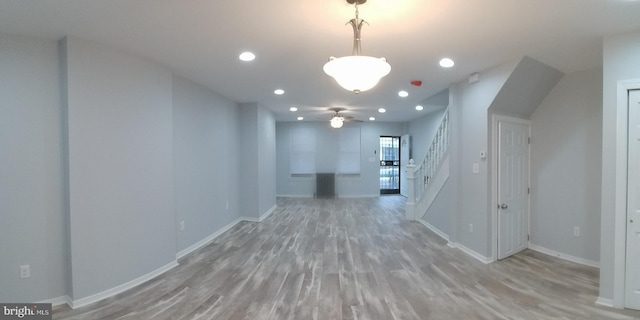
[406,159,417,221]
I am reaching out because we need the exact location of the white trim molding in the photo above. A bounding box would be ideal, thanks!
[70,261,178,309]
[417,218,450,242]
[177,217,246,259]
[242,204,278,222]
[336,194,379,198]
[595,297,615,308]
[259,204,277,221]
[38,295,72,307]
[528,244,599,268]
[611,79,640,308]
[415,208,491,264]
[276,194,314,198]
[449,242,493,264]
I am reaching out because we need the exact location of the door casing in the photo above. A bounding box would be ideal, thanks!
[609,80,640,308]
[625,89,640,309]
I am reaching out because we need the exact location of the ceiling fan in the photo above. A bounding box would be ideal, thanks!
[328,107,362,128]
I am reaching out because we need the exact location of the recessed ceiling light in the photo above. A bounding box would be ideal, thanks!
[239,51,255,62]
[378,108,386,113]
[415,105,424,111]
[439,58,455,68]
[289,107,298,112]
[297,116,304,121]
[369,117,376,121]
[398,90,409,98]
[274,89,285,95]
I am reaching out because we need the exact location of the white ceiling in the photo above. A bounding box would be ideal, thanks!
[1,0,639,122]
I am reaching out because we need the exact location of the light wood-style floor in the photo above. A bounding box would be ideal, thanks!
[54,196,640,320]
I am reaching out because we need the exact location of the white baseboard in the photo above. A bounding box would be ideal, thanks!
[416,218,450,242]
[38,295,71,307]
[414,217,491,264]
[595,297,614,308]
[337,194,379,198]
[259,204,277,221]
[276,194,313,198]
[242,205,278,223]
[177,217,245,259]
[70,260,178,309]
[276,194,379,198]
[528,244,599,268]
[449,242,493,264]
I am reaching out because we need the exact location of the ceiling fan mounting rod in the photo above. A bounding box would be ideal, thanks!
[346,0,368,56]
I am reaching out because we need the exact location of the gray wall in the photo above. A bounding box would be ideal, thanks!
[276,121,404,197]
[64,37,177,300]
[0,34,67,302]
[452,60,518,257]
[407,109,447,164]
[258,106,277,217]
[600,31,640,303]
[240,103,277,219]
[0,33,266,305]
[172,75,242,252]
[529,68,602,263]
[490,56,564,118]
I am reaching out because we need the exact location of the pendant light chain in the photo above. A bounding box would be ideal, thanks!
[322,0,391,94]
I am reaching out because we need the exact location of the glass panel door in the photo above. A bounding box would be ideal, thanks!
[380,136,400,194]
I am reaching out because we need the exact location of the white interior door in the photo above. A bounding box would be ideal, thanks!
[497,119,530,260]
[626,89,640,309]
[400,134,410,197]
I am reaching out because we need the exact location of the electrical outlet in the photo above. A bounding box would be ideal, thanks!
[180,221,185,231]
[20,265,30,279]
[226,201,229,210]
[469,224,474,233]
[573,226,580,237]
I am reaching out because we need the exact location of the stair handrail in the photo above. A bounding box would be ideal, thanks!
[415,108,449,201]
[406,108,449,220]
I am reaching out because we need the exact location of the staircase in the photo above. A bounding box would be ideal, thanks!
[406,109,450,220]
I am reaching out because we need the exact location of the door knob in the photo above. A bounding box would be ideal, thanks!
[500,204,508,209]
[631,219,634,223]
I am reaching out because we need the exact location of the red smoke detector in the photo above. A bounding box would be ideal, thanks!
[411,80,422,87]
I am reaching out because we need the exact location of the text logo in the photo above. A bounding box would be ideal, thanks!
[0,304,51,320]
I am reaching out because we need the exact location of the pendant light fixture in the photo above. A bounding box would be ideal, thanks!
[323,0,391,94]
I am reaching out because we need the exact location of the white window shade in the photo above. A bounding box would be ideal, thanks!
[337,127,361,174]
[290,126,316,175]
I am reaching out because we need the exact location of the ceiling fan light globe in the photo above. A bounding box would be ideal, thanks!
[323,55,391,93]
[330,116,344,128]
